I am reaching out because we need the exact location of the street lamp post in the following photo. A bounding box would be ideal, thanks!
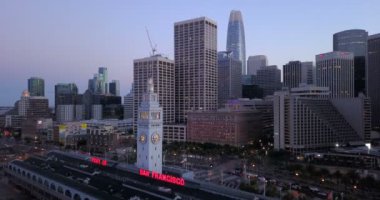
[365,143,371,154]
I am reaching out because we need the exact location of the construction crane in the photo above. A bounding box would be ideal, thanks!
[145,27,157,56]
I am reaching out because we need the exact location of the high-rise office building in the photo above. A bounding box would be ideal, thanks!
[88,67,108,94]
[82,90,122,120]
[255,65,281,97]
[217,51,242,108]
[109,80,120,96]
[174,17,218,123]
[274,85,370,154]
[18,90,30,117]
[302,62,315,85]
[247,55,267,75]
[134,55,175,126]
[316,51,354,98]
[124,86,134,120]
[55,83,82,122]
[55,83,78,105]
[226,10,246,75]
[368,33,380,129]
[28,77,44,97]
[283,61,314,89]
[333,29,368,96]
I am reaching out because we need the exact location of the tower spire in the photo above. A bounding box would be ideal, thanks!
[148,78,154,93]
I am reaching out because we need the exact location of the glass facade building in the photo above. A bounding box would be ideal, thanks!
[226,10,246,75]
[217,51,242,108]
[28,77,44,97]
[333,29,368,96]
[368,33,380,129]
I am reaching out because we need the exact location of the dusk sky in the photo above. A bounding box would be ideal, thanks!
[0,0,379,106]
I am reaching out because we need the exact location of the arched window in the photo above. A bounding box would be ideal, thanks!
[57,186,63,194]
[27,173,31,179]
[65,190,72,198]
[17,168,21,174]
[44,180,49,187]
[32,175,37,181]
[38,177,43,184]
[74,193,82,200]
[50,183,56,191]
[22,171,26,176]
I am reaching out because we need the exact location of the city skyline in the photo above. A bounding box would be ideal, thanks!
[1,0,380,106]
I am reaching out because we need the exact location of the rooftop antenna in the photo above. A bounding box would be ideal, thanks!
[145,27,157,56]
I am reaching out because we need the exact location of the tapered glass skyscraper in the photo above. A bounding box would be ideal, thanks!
[226,10,246,75]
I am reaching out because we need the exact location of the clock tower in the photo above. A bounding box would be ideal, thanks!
[136,78,163,173]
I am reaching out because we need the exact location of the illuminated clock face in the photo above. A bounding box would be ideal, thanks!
[140,112,149,119]
[151,133,160,144]
[139,133,147,144]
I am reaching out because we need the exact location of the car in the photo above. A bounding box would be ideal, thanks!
[308,186,319,192]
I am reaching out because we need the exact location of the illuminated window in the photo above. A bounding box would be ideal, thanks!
[151,112,160,119]
[140,112,149,119]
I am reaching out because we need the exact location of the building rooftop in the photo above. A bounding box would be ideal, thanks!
[10,159,120,200]
[316,51,354,61]
[174,16,217,26]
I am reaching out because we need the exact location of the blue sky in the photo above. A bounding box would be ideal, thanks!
[0,0,379,106]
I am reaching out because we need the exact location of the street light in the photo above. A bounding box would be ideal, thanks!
[365,143,371,154]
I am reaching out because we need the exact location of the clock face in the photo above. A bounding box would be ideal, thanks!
[139,133,147,144]
[151,133,160,144]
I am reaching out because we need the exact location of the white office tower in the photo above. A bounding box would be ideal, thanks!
[316,52,354,98]
[136,78,163,173]
[273,85,370,154]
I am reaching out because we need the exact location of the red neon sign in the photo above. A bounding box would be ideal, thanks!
[90,157,107,166]
[139,169,185,186]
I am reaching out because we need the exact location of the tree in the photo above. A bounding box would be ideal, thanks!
[319,168,330,179]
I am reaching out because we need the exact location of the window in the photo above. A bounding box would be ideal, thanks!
[57,186,63,194]
[44,180,49,187]
[140,112,149,119]
[151,112,160,120]
[50,183,56,191]
[74,194,82,200]
[65,190,72,198]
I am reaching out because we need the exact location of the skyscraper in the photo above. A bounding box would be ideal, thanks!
[316,52,354,98]
[54,83,82,122]
[227,10,246,75]
[109,80,120,96]
[247,55,268,75]
[368,33,380,129]
[88,67,108,94]
[174,17,218,123]
[28,77,44,97]
[333,29,368,96]
[255,65,281,97]
[274,85,370,154]
[217,51,242,108]
[283,61,314,89]
[124,85,134,120]
[133,55,175,126]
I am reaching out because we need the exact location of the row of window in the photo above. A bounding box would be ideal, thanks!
[8,164,90,200]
